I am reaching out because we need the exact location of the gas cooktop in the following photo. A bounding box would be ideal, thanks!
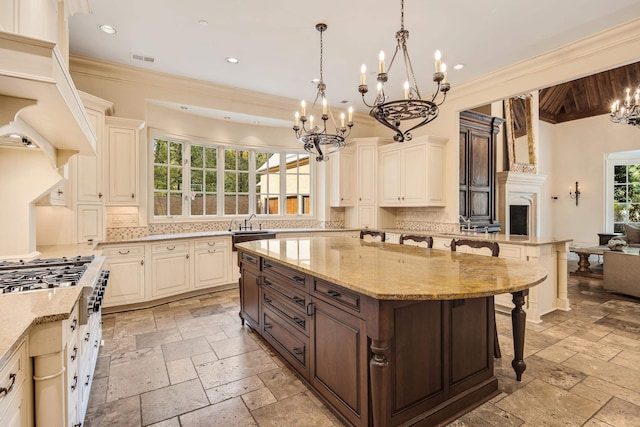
[0,256,95,293]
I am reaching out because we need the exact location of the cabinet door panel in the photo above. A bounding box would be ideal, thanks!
[107,127,138,204]
[194,249,229,288]
[151,253,190,297]
[357,144,376,204]
[379,148,401,205]
[77,204,103,244]
[470,132,490,187]
[240,266,261,328]
[402,144,428,205]
[104,256,145,306]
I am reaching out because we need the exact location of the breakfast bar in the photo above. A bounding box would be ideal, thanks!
[236,236,547,426]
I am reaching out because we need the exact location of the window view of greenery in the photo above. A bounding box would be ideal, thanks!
[153,139,184,216]
[190,145,217,216]
[224,149,250,215]
[153,138,311,218]
[613,164,640,233]
[255,152,279,215]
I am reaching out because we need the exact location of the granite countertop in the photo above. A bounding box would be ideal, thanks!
[99,228,358,245]
[382,229,572,246]
[0,287,82,369]
[235,236,548,301]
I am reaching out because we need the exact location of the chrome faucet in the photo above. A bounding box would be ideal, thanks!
[228,219,238,231]
[459,215,471,234]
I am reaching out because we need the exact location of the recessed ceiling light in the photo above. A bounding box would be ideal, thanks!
[453,63,465,71]
[9,133,21,139]
[98,24,117,35]
[340,100,349,104]
[226,57,239,64]
[198,20,209,27]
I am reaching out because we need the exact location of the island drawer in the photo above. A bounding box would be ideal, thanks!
[263,275,309,311]
[313,279,361,314]
[262,260,307,290]
[239,251,259,267]
[262,310,309,378]
[263,289,309,336]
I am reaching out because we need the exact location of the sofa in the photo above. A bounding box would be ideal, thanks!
[618,223,640,248]
[603,250,640,298]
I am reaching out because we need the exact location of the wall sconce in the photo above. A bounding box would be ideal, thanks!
[569,181,580,206]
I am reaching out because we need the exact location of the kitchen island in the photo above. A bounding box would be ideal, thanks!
[236,236,547,427]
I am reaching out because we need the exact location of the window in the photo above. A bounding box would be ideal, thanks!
[153,139,184,216]
[152,136,312,219]
[613,164,640,232]
[224,149,250,215]
[255,152,279,215]
[190,145,217,216]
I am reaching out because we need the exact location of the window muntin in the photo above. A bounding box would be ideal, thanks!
[153,139,184,216]
[613,164,640,232]
[152,137,312,219]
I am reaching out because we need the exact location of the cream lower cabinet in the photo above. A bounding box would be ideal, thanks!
[0,339,32,427]
[151,241,191,298]
[378,136,447,207]
[194,237,229,289]
[102,244,146,307]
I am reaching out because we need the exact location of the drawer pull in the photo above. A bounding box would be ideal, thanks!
[326,290,341,298]
[85,332,90,342]
[264,279,272,287]
[264,296,272,304]
[71,375,78,391]
[118,250,130,255]
[85,374,91,386]
[292,276,305,283]
[293,347,303,355]
[94,340,99,348]
[167,245,176,250]
[293,317,305,326]
[264,262,273,268]
[264,323,272,330]
[0,373,16,397]
[71,346,78,361]
[208,242,216,246]
[70,318,78,332]
[245,255,255,263]
[292,296,304,305]
[208,249,216,253]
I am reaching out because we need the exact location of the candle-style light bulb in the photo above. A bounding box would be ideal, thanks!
[301,100,306,116]
[348,106,353,122]
[441,63,448,84]
[294,111,299,126]
[340,112,345,128]
[322,98,327,115]
[611,102,617,114]
[360,64,367,85]
[403,81,410,99]
[309,115,314,130]
[434,50,442,73]
[378,51,385,74]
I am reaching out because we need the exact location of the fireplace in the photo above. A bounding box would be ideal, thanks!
[510,205,528,236]
[497,171,547,237]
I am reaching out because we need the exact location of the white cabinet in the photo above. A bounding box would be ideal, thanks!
[102,244,146,307]
[378,136,447,207]
[0,340,31,427]
[194,237,230,289]
[330,148,356,207]
[356,143,376,205]
[105,117,144,206]
[77,204,104,244]
[151,241,191,298]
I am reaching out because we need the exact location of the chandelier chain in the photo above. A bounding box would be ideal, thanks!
[400,0,404,31]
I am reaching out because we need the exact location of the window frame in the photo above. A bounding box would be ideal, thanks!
[148,130,315,222]
[605,150,640,233]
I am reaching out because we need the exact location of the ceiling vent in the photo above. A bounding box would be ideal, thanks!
[130,53,155,63]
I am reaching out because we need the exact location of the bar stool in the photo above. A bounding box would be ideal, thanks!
[359,230,386,242]
[399,234,433,248]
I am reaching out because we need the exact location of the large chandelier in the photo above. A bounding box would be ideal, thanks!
[358,0,450,142]
[293,23,354,162]
[610,85,640,128]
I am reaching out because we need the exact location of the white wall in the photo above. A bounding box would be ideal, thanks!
[549,114,640,246]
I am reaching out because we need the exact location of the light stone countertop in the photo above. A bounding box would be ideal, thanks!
[236,236,548,301]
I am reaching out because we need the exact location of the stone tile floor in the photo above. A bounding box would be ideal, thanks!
[86,273,640,426]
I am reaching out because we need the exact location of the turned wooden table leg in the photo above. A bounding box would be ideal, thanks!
[577,253,591,273]
[511,290,529,381]
[370,339,391,426]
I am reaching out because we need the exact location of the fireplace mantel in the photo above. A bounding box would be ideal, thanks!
[497,171,547,237]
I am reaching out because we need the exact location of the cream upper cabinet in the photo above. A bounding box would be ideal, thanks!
[330,148,356,207]
[77,204,104,244]
[105,117,144,206]
[378,136,447,207]
[356,143,376,205]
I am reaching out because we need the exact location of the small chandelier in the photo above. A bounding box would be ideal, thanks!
[293,23,354,162]
[610,85,640,128]
[358,0,450,142]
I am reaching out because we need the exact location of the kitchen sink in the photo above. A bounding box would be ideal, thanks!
[231,230,276,250]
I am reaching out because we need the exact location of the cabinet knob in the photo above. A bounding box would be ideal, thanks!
[131,193,135,199]
[186,254,190,259]
[140,259,144,266]
[397,197,401,201]
[57,189,64,196]
[98,192,103,199]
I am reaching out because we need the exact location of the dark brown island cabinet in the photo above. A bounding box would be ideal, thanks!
[237,244,541,427]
